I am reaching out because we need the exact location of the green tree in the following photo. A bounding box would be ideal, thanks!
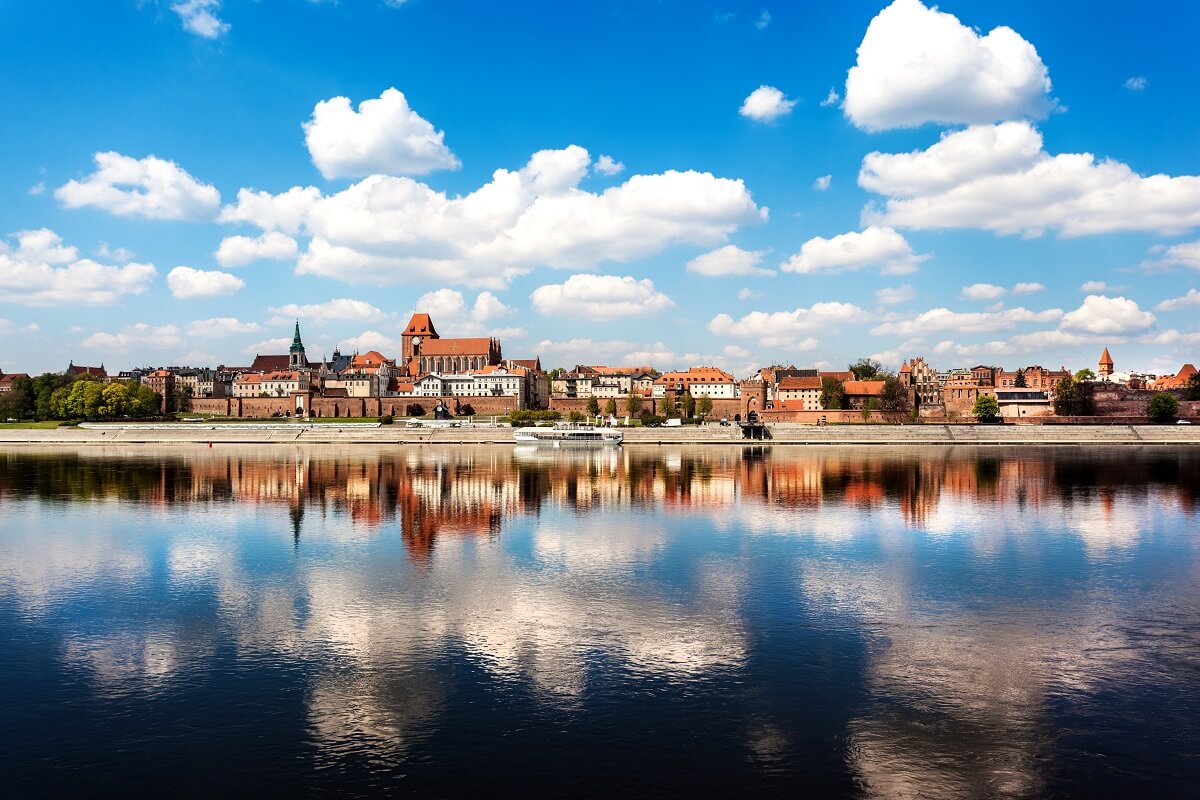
[1014,368,1027,388]
[1187,372,1200,401]
[860,398,878,421]
[1075,368,1096,382]
[697,394,713,419]
[1053,376,1076,416]
[547,367,566,381]
[681,391,696,419]
[604,398,617,416]
[848,358,883,381]
[1148,392,1179,423]
[973,394,1001,422]
[625,392,643,416]
[568,409,586,422]
[880,376,910,413]
[820,376,845,410]
[657,395,674,417]
[586,395,600,416]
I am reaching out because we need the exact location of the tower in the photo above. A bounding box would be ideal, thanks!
[1099,347,1114,379]
[401,313,439,365]
[289,320,307,369]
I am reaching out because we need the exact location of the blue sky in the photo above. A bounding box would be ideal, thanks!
[2,0,1199,376]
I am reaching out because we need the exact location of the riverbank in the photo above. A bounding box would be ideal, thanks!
[1,423,1198,446]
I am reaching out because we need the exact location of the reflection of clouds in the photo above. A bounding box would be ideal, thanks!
[1064,493,1149,555]
[532,518,667,570]
[63,632,181,693]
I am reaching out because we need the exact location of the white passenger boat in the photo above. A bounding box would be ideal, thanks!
[512,422,624,445]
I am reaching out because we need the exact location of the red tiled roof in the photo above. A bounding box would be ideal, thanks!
[818,371,854,382]
[250,354,292,372]
[1099,347,1114,366]
[778,376,822,390]
[843,380,886,396]
[403,313,438,337]
[67,364,106,378]
[419,338,494,356]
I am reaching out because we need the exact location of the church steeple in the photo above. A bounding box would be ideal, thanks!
[289,320,307,368]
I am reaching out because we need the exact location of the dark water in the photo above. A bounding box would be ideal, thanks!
[1,445,1198,798]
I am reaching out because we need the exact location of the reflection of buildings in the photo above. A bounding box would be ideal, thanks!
[1,447,1197,561]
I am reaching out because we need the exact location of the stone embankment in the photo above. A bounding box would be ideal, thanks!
[0,423,1198,446]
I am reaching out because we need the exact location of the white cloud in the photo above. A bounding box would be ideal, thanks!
[218,186,321,234]
[56,151,220,221]
[870,306,1063,337]
[531,338,638,365]
[1155,289,1200,312]
[1148,329,1200,346]
[531,274,675,320]
[709,302,865,349]
[876,284,915,305]
[1154,240,1200,270]
[594,155,625,176]
[215,231,298,268]
[339,330,404,354]
[303,88,459,179]
[820,87,840,107]
[410,289,515,331]
[1080,280,1118,293]
[754,10,771,30]
[166,266,244,299]
[289,146,764,288]
[1059,295,1155,335]
[0,228,155,305]
[623,342,679,367]
[28,182,45,196]
[472,291,515,322]
[813,174,832,191]
[185,318,264,337]
[267,298,387,325]
[415,288,467,319]
[83,323,184,351]
[1012,281,1043,294]
[96,242,134,262]
[844,0,1052,131]
[737,287,764,301]
[861,122,1200,237]
[961,283,1007,301]
[172,0,228,39]
[242,337,291,356]
[1124,76,1148,91]
[781,225,927,275]
[739,85,797,122]
[686,245,772,277]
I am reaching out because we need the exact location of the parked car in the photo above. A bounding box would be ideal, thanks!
[1178,419,1192,425]
[719,417,730,426]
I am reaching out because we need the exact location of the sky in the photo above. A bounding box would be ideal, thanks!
[1,0,1199,377]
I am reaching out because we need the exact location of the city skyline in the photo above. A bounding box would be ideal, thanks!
[3,0,1200,375]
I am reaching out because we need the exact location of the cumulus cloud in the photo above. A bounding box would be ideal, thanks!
[303,88,459,179]
[781,225,927,275]
[242,337,291,356]
[1155,289,1200,312]
[471,291,515,321]
[709,302,865,349]
[870,306,1063,337]
[1152,240,1200,270]
[267,298,387,325]
[83,323,184,351]
[531,338,638,364]
[410,289,516,332]
[739,85,797,122]
[215,231,298,267]
[960,283,1007,301]
[531,274,674,320]
[813,174,832,191]
[754,10,771,30]
[820,87,840,107]
[281,146,764,288]
[184,318,264,337]
[56,152,220,221]
[172,0,228,39]
[844,0,1052,131]
[1013,281,1043,294]
[594,155,625,176]
[166,266,244,299]
[338,330,404,354]
[686,245,772,277]
[1124,76,1148,91]
[415,287,468,319]
[0,228,155,305]
[860,122,1200,237]
[1060,295,1155,335]
[1081,280,1119,293]
[737,287,764,301]
[218,186,321,234]
[876,284,915,305]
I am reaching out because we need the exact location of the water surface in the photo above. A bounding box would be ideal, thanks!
[2,445,1198,797]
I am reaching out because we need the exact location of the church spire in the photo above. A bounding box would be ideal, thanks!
[289,319,307,368]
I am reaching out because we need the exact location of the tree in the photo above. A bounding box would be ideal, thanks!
[1053,375,1095,417]
[604,398,617,416]
[625,392,643,416]
[820,376,845,410]
[973,394,1001,422]
[547,367,566,381]
[697,394,713,419]
[1148,392,1179,423]
[880,376,910,414]
[1075,368,1096,382]
[860,398,877,421]
[848,358,883,381]
[568,410,586,422]
[657,395,674,417]
[1187,372,1200,401]
[681,391,696,419]
[586,395,600,416]
[1014,368,1027,388]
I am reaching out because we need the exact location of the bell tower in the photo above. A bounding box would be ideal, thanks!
[289,320,307,368]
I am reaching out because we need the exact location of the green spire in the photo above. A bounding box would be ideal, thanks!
[290,319,304,353]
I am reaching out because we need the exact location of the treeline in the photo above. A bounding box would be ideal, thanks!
[0,374,162,421]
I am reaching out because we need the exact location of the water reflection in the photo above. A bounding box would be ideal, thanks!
[1,445,1198,796]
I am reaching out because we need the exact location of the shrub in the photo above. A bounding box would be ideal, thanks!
[568,410,585,422]
[406,403,426,417]
[972,394,1001,423]
[1148,392,1179,423]
[509,409,562,425]
[458,403,475,416]
[640,415,666,427]
[379,414,393,425]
